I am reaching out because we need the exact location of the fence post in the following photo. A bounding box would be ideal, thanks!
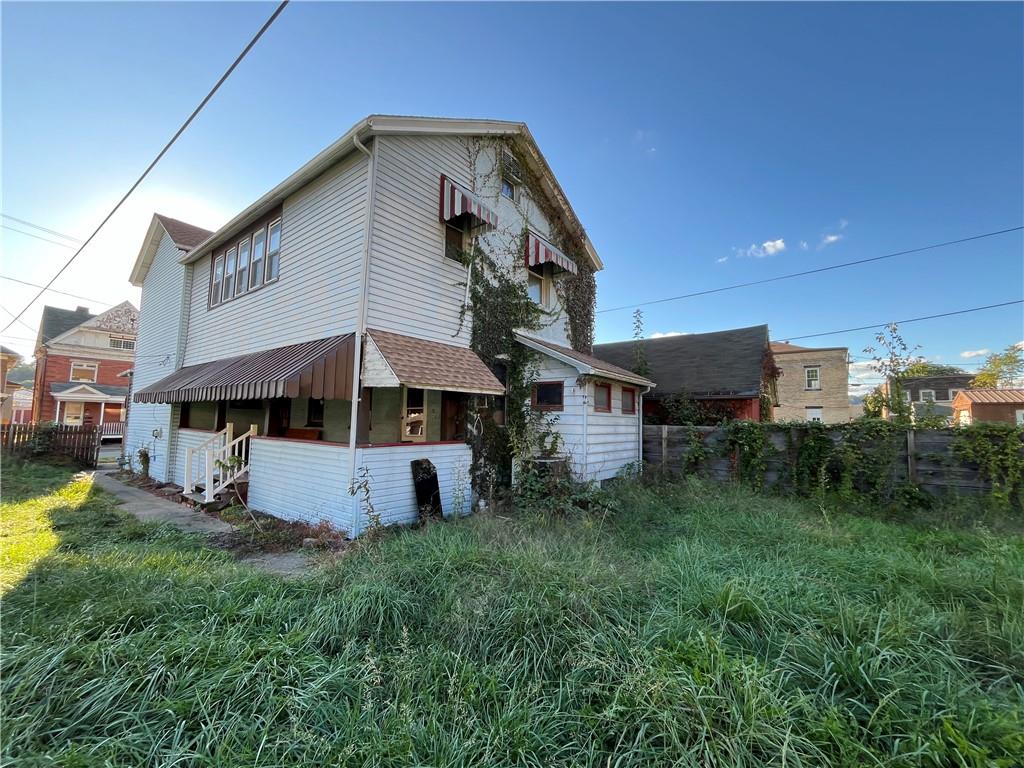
[661,425,668,468]
[906,429,917,485]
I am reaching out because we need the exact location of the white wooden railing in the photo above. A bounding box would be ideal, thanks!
[184,423,258,503]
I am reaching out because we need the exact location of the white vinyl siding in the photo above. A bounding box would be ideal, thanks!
[531,356,586,478]
[125,229,189,483]
[183,151,369,365]
[586,381,641,482]
[248,438,354,530]
[366,134,474,346]
[171,427,218,488]
[351,442,473,534]
[235,235,251,295]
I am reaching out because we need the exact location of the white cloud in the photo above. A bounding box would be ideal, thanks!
[819,233,843,248]
[632,128,657,155]
[716,256,729,263]
[848,361,882,381]
[839,218,849,230]
[960,348,990,359]
[650,331,687,338]
[799,240,809,251]
[734,238,786,259]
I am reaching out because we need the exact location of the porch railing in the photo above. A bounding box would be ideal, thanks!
[184,423,258,503]
[101,421,125,439]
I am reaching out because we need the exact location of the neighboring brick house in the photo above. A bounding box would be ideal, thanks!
[32,302,138,426]
[770,341,849,423]
[880,373,974,422]
[952,389,1024,426]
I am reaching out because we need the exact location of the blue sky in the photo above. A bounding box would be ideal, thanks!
[3,2,1022,393]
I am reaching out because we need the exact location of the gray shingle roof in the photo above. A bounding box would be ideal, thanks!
[39,305,95,345]
[593,324,769,399]
[50,382,129,397]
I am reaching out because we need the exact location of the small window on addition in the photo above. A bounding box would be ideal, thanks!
[307,398,324,428]
[594,383,612,412]
[621,387,637,414]
[532,381,564,411]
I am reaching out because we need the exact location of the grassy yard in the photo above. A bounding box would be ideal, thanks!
[2,462,1022,766]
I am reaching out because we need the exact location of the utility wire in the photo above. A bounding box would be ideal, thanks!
[597,226,1023,314]
[0,275,113,307]
[1,224,78,249]
[778,299,1022,341]
[1,214,82,242]
[1,0,289,334]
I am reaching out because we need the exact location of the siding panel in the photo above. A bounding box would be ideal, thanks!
[183,153,369,365]
[248,438,354,530]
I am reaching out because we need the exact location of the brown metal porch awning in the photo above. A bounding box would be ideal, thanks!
[134,334,355,404]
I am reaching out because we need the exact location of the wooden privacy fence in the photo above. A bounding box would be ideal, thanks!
[2,423,102,468]
[644,424,1002,499]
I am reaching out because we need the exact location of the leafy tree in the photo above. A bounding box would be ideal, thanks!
[863,323,918,424]
[631,309,650,377]
[971,344,1024,388]
[904,360,965,376]
[6,361,35,386]
[862,387,887,418]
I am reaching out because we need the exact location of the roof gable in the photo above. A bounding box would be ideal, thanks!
[516,332,655,387]
[593,325,770,399]
[129,213,215,287]
[76,301,138,336]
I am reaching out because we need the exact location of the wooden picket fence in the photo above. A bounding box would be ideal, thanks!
[1,423,103,468]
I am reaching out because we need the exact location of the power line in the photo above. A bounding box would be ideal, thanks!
[1,214,82,242]
[1,0,289,334]
[0,275,113,307]
[779,299,1023,341]
[1,224,78,249]
[597,226,1023,314]
[0,305,38,335]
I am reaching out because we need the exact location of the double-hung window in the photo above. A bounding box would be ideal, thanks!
[805,366,821,390]
[594,383,612,412]
[532,381,564,411]
[250,226,266,288]
[266,219,281,282]
[235,236,251,295]
[70,361,98,383]
[211,255,225,306]
[919,389,936,403]
[223,247,237,302]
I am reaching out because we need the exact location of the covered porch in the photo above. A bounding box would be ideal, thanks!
[51,382,127,437]
[135,331,503,534]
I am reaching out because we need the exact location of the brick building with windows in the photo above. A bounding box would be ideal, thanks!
[770,341,850,423]
[32,302,138,426]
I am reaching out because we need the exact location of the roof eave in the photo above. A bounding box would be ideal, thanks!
[179,115,602,272]
[514,331,654,387]
[129,215,171,287]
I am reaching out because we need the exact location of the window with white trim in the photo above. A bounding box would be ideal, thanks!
[109,336,135,351]
[235,235,251,295]
[223,246,237,302]
[250,226,266,288]
[804,366,821,390]
[805,406,823,423]
[919,389,936,403]
[266,219,281,281]
[211,254,225,306]
[948,389,961,402]
[70,361,98,383]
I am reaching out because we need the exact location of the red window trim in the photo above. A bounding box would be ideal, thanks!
[594,382,612,413]
[621,386,637,414]
[531,380,564,412]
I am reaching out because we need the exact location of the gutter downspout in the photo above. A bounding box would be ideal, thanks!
[348,133,377,535]
[637,385,651,474]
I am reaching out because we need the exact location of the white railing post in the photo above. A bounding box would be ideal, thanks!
[185,447,194,493]
[205,450,215,503]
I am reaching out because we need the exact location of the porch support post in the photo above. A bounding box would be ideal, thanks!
[99,403,106,425]
[55,399,62,424]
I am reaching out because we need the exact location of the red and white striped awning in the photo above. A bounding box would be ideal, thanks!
[439,175,499,229]
[524,231,578,275]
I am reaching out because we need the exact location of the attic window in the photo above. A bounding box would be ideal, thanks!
[501,178,517,200]
[109,336,135,351]
[501,150,522,201]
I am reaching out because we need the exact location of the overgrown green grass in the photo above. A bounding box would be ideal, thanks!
[2,462,1022,766]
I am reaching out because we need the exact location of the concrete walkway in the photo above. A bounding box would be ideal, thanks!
[91,472,313,577]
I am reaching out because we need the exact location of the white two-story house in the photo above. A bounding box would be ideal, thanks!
[125,115,651,535]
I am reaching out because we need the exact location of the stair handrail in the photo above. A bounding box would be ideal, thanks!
[184,424,233,495]
[204,424,258,502]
